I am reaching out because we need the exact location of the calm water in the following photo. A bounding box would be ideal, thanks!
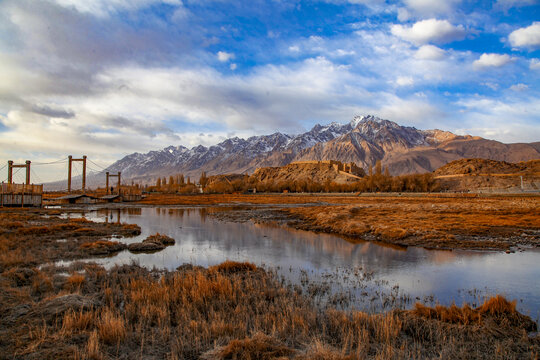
[67,207,540,319]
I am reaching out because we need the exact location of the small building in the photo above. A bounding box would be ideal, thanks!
[56,194,98,204]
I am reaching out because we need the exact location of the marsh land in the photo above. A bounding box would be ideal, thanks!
[1,193,539,359]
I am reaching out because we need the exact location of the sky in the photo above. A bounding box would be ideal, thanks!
[0,0,539,182]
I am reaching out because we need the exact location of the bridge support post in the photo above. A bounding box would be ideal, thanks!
[7,161,13,184]
[68,156,72,192]
[25,161,31,185]
[117,172,121,195]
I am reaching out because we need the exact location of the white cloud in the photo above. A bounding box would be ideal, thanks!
[509,83,528,91]
[229,63,237,70]
[495,0,538,10]
[508,22,540,49]
[370,95,445,125]
[397,8,411,21]
[482,82,499,90]
[396,76,415,86]
[454,96,540,143]
[334,49,356,56]
[347,0,386,4]
[473,53,514,69]
[414,45,446,60]
[402,0,462,17]
[51,0,182,17]
[391,19,466,45]
[217,51,235,62]
[530,58,540,70]
[288,45,300,52]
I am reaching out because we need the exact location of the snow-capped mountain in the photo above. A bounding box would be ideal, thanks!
[94,115,540,183]
[107,117,359,180]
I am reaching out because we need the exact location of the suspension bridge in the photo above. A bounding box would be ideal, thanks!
[0,156,142,207]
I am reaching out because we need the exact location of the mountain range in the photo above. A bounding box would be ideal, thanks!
[103,115,539,183]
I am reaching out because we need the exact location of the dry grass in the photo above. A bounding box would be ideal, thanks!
[97,309,126,345]
[203,332,296,360]
[0,260,538,359]
[79,240,126,255]
[62,310,95,334]
[86,330,101,360]
[17,226,51,235]
[144,233,175,245]
[286,195,540,250]
[477,294,517,316]
[66,273,86,290]
[413,303,481,325]
[209,260,258,274]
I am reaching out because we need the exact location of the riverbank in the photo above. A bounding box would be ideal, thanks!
[198,194,540,251]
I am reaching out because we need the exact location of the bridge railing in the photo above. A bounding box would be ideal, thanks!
[0,183,43,194]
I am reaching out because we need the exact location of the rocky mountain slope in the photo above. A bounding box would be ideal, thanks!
[433,158,540,192]
[73,115,540,186]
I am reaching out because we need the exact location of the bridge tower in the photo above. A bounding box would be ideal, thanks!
[7,160,31,184]
[106,172,121,195]
[68,155,87,193]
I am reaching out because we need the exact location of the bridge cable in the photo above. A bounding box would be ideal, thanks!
[87,159,110,172]
[32,157,69,166]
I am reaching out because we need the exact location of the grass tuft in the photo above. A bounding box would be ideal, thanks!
[209,260,257,274]
[66,273,86,291]
[203,332,296,360]
[98,309,126,345]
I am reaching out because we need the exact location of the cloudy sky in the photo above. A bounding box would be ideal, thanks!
[0,0,539,181]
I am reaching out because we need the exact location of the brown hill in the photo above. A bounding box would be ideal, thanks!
[435,158,540,176]
[250,160,365,185]
[434,158,540,192]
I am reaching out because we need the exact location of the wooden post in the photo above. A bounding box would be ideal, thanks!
[106,172,109,195]
[117,172,121,195]
[7,161,13,184]
[68,155,72,193]
[25,161,31,185]
[82,156,87,193]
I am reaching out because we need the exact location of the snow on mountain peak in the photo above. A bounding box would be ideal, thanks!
[350,115,387,128]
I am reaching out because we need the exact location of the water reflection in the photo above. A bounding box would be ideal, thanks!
[81,207,540,319]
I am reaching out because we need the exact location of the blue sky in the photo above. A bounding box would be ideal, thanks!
[0,0,539,181]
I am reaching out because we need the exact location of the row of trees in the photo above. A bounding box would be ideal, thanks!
[143,162,440,194]
[145,174,198,194]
